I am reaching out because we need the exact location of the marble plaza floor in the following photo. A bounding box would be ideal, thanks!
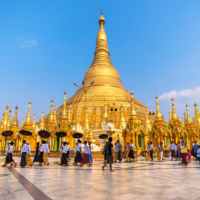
[0,156,200,200]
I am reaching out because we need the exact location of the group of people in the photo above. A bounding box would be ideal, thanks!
[3,138,200,170]
[73,140,93,167]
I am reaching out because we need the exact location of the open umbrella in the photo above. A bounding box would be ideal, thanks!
[72,132,83,139]
[19,130,32,136]
[99,134,108,139]
[2,131,13,137]
[38,130,50,138]
[56,131,67,138]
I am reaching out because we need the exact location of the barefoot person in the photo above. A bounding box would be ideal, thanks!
[80,141,91,167]
[128,140,135,162]
[102,137,114,172]
[181,140,189,166]
[2,142,17,167]
[66,142,70,162]
[170,141,176,161]
[33,142,39,164]
[26,142,32,166]
[149,142,154,161]
[19,140,28,167]
[74,140,82,165]
[88,142,93,163]
[39,140,45,166]
[43,141,49,165]
[60,142,68,166]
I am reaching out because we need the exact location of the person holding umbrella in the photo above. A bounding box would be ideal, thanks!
[39,140,45,166]
[19,140,28,167]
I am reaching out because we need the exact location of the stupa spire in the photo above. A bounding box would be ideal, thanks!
[12,105,19,128]
[61,90,67,119]
[169,110,171,122]
[171,97,177,120]
[33,112,36,129]
[130,91,137,117]
[145,110,151,130]
[155,96,162,119]
[6,108,11,129]
[194,101,200,120]
[48,98,54,123]
[24,100,32,126]
[3,103,9,128]
[21,118,23,129]
[40,111,45,130]
[186,103,192,123]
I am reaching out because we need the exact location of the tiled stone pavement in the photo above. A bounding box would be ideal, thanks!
[0,156,200,200]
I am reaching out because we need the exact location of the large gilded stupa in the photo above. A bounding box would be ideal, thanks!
[54,11,152,131]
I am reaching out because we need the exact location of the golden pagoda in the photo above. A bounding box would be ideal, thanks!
[168,97,181,143]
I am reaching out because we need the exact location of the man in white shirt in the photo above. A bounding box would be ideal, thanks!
[26,142,33,166]
[73,143,78,164]
[80,141,91,167]
[43,141,50,165]
[20,140,28,167]
[149,142,154,161]
[2,142,17,167]
[74,140,82,165]
[170,141,176,161]
[66,142,70,161]
[39,140,45,166]
[60,142,68,166]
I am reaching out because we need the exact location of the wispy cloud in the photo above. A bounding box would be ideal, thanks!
[159,87,200,101]
[19,40,37,48]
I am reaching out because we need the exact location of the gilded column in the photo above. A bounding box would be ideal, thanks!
[135,134,138,147]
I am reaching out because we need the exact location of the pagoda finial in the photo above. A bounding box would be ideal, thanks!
[12,104,19,128]
[100,8,103,15]
[48,97,54,123]
[155,96,162,119]
[24,100,32,126]
[169,110,171,122]
[186,103,192,123]
[130,91,136,117]
[40,111,45,130]
[171,97,177,120]
[61,90,67,120]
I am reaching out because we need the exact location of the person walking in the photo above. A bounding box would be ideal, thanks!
[66,142,70,162]
[170,141,176,161]
[39,140,45,166]
[2,142,17,167]
[194,141,198,161]
[60,142,68,166]
[125,142,131,162]
[160,142,165,161]
[114,142,118,162]
[43,141,49,165]
[33,142,40,164]
[74,140,82,165]
[103,142,108,164]
[19,140,28,167]
[149,142,154,161]
[128,140,135,162]
[88,142,93,163]
[146,142,151,161]
[102,137,114,172]
[80,141,91,167]
[181,140,189,166]
[117,140,122,163]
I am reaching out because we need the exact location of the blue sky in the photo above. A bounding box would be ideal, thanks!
[0,0,200,123]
